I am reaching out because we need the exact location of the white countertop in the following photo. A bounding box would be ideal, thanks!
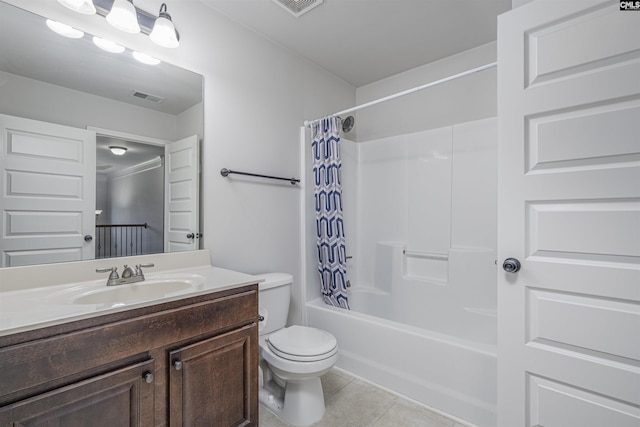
[0,251,261,337]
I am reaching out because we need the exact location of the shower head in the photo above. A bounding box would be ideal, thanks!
[341,116,355,133]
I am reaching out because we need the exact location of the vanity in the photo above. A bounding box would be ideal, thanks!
[0,250,259,426]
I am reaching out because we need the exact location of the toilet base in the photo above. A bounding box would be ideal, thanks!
[259,377,326,427]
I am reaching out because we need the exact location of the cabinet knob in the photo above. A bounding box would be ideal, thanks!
[173,360,183,371]
[143,372,154,384]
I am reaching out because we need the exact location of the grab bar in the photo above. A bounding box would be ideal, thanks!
[220,168,300,185]
[403,250,448,261]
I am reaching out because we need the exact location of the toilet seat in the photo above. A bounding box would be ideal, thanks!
[266,325,337,362]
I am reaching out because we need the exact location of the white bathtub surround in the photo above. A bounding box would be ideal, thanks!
[305,117,498,426]
[340,117,497,290]
[307,300,496,427]
[358,243,497,345]
[307,243,497,426]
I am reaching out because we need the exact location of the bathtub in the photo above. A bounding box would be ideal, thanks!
[306,243,497,427]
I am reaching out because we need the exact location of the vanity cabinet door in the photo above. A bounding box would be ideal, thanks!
[0,360,155,427]
[168,324,258,427]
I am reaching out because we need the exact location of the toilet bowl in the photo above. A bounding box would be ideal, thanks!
[257,273,338,426]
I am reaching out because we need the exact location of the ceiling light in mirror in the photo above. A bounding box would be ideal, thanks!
[109,146,128,155]
[93,36,125,53]
[57,0,96,15]
[132,51,161,65]
[106,0,141,34]
[150,3,179,49]
[46,19,85,39]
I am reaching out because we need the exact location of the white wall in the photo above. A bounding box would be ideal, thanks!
[109,165,165,255]
[355,42,497,141]
[5,0,356,326]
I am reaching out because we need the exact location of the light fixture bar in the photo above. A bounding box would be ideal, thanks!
[92,0,178,40]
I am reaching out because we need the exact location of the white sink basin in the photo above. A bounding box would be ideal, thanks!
[49,274,206,306]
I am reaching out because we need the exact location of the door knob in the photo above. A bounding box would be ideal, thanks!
[186,233,195,239]
[173,360,183,371]
[502,258,521,273]
[84,234,93,242]
[143,372,154,384]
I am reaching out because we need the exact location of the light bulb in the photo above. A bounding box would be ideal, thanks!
[149,3,179,48]
[106,0,140,34]
[57,0,96,15]
[132,51,161,65]
[109,146,128,156]
[46,19,84,39]
[93,36,125,53]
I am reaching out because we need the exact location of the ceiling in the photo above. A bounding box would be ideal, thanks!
[199,0,512,87]
[96,136,164,175]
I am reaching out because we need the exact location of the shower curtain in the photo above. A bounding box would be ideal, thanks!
[312,117,350,309]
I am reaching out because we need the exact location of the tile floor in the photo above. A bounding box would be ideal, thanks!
[259,369,472,427]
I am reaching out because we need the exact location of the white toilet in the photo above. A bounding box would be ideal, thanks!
[257,273,338,426]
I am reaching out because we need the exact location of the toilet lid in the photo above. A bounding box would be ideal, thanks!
[267,325,337,359]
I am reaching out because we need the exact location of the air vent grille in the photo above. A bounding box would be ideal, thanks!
[272,0,323,17]
[130,90,164,104]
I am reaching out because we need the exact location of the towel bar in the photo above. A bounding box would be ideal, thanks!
[220,168,300,185]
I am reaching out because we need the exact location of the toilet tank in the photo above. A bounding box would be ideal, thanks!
[257,273,292,335]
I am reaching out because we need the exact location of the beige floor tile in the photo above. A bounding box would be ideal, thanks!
[259,369,463,427]
[321,370,353,398]
[371,399,456,427]
[259,404,289,427]
[322,380,397,427]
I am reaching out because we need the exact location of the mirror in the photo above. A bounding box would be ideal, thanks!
[0,1,203,267]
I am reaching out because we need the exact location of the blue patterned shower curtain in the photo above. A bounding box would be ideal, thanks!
[312,117,350,309]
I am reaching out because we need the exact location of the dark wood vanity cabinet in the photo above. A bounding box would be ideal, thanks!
[0,285,258,427]
[169,326,255,426]
[0,360,156,426]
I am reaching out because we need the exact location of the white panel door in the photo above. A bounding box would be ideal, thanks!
[497,1,640,426]
[164,135,199,252]
[0,114,96,267]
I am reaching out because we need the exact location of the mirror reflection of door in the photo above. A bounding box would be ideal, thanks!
[164,135,199,253]
[0,114,96,267]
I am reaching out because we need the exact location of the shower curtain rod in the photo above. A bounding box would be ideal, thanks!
[303,61,497,128]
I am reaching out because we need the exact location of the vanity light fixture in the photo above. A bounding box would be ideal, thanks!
[109,146,128,156]
[57,0,96,15]
[46,19,85,39]
[132,51,161,65]
[92,36,125,53]
[106,0,140,34]
[57,0,180,49]
[149,4,179,49]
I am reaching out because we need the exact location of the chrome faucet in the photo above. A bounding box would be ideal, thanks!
[96,263,155,286]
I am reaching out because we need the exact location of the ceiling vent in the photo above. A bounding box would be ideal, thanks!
[272,0,323,17]
[130,90,164,104]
